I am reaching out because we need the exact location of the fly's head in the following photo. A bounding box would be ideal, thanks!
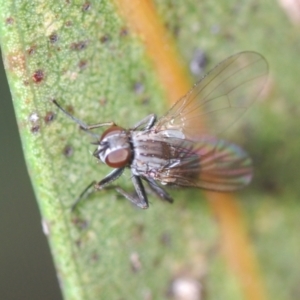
[93,125,132,168]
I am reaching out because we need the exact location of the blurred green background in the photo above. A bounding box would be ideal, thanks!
[0,56,62,299]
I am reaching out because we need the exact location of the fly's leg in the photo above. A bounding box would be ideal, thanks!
[113,174,149,209]
[53,100,156,132]
[52,99,115,131]
[94,168,125,190]
[100,170,149,209]
[131,114,156,131]
[146,178,174,203]
[131,175,149,208]
[72,168,125,211]
[71,180,96,211]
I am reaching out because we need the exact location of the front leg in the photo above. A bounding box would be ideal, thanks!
[71,180,96,211]
[71,168,125,211]
[95,168,125,189]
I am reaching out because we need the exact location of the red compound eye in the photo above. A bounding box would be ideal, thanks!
[101,126,124,140]
[105,148,131,168]
[100,125,131,168]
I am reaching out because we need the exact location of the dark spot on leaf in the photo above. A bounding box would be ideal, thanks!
[63,145,73,157]
[31,125,40,134]
[71,216,88,229]
[152,256,162,268]
[250,2,259,12]
[44,111,55,124]
[120,27,129,37]
[100,34,111,43]
[70,40,88,51]
[165,21,180,37]
[66,105,74,114]
[262,178,280,193]
[160,232,171,247]
[131,223,144,243]
[173,25,180,36]
[133,82,144,95]
[49,32,58,44]
[223,32,235,41]
[75,239,82,248]
[141,97,150,105]
[190,49,207,76]
[27,45,37,56]
[99,98,107,106]
[6,17,14,25]
[32,69,44,83]
[78,59,88,70]
[82,2,91,11]
[91,251,99,262]
[65,20,72,27]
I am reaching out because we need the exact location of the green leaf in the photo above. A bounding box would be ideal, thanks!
[0,1,218,299]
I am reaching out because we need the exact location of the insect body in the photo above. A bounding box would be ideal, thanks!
[53,51,268,209]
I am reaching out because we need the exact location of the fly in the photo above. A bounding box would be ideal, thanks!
[53,51,268,209]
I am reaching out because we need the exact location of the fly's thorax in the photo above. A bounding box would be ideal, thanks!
[130,131,183,176]
[94,126,132,168]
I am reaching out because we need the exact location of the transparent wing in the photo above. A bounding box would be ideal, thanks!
[154,51,268,141]
[157,136,252,191]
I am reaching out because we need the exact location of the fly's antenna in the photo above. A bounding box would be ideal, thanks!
[52,99,99,138]
[52,99,88,129]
